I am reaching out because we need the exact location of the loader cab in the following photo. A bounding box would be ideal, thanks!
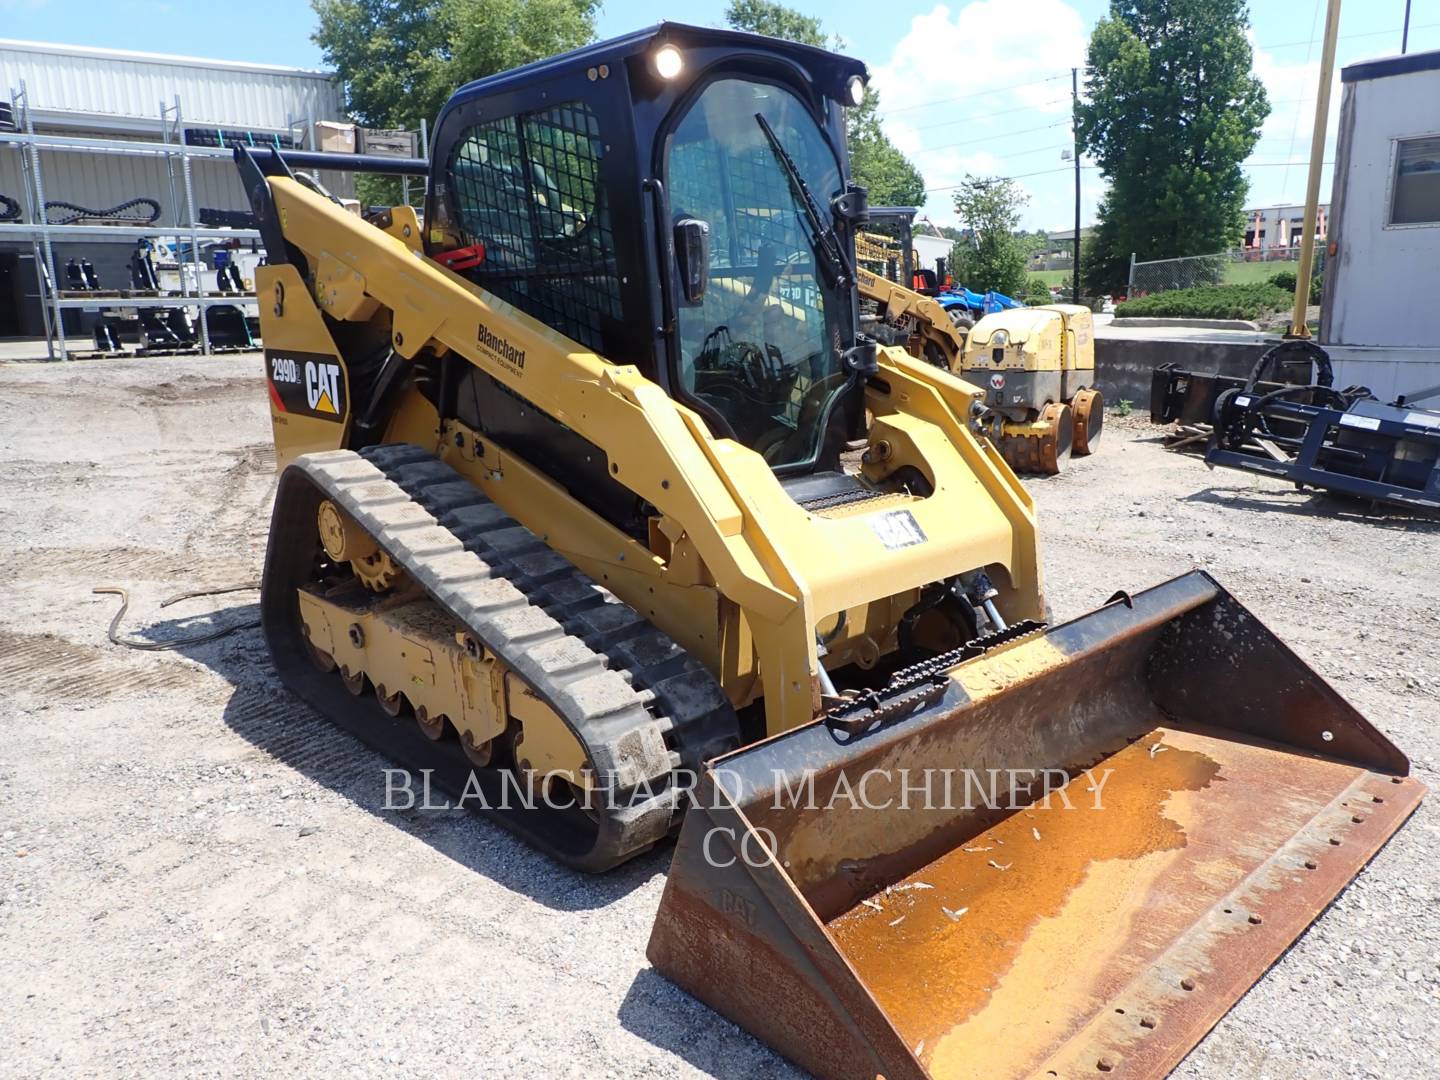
[426,24,869,495]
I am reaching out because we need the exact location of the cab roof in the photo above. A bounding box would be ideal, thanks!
[446,21,868,109]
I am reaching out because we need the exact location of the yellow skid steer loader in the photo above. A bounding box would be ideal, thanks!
[237,23,1422,1079]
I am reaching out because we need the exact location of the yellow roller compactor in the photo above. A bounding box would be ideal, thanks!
[239,24,1422,1080]
[959,303,1103,474]
[857,265,1101,473]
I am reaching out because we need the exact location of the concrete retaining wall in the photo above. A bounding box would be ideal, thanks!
[1094,336,1273,409]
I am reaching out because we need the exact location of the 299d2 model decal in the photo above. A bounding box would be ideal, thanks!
[266,351,347,421]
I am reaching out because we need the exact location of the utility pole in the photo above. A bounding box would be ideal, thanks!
[1071,66,1081,304]
[1402,0,1412,52]
[1289,0,1343,338]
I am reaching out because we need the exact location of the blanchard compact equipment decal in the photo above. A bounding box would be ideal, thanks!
[476,321,526,376]
[266,351,346,421]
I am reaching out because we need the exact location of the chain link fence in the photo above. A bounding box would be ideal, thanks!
[1128,246,1322,296]
[1127,252,1229,296]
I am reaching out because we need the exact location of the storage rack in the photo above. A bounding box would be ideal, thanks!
[1,80,269,361]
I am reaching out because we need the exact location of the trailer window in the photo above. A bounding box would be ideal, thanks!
[1391,136,1440,226]
[447,102,621,352]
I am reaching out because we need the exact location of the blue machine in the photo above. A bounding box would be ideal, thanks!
[933,286,1023,324]
[1205,342,1440,512]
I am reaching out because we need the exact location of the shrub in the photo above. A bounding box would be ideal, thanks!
[1114,282,1292,321]
[1269,269,1297,291]
[1024,276,1052,304]
[1310,272,1323,304]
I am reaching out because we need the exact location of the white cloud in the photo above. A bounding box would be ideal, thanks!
[870,1,1088,226]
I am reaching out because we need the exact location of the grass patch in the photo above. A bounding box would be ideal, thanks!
[1028,268,1073,286]
[1115,282,1293,320]
[1224,260,1299,285]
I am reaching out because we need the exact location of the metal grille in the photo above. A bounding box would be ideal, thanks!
[448,101,620,353]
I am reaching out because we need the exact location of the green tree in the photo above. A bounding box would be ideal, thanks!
[846,89,926,206]
[724,0,925,206]
[1076,0,1269,294]
[948,175,1030,296]
[312,0,598,203]
[1025,275,1054,304]
[724,0,827,46]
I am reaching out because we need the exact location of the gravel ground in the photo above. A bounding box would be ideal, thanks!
[1,352,1436,1078]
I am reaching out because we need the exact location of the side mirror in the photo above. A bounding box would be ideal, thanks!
[674,217,710,304]
[830,184,869,227]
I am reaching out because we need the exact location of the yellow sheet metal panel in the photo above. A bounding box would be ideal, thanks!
[1039,303,1096,373]
[962,308,1063,373]
[257,264,353,471]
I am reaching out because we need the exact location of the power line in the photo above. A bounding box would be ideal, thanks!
[1259,20,1440,50]
[921,157,1336,197]
[876,16,1440,125]
[905,97,1071,134]
[930,142,1074,164]
[910,122,1070,156]
[880,73,1070,116]
[1281,0,1326,196]
[924,166,1098,194]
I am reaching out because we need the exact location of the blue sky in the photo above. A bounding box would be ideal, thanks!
[4,0,1438,231]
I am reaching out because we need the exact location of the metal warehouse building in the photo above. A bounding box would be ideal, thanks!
[1,39,347,339]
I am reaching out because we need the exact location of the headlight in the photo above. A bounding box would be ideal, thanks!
[653,45,684,80]
[845,75,866,107]
[992,329,1010,347]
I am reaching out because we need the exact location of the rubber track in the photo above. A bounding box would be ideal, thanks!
[262,446,737,871]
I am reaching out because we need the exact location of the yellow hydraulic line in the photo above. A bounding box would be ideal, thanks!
[1289,0,1343,339]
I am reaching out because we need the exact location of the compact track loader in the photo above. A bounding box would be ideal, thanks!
[239,23,1422,1079]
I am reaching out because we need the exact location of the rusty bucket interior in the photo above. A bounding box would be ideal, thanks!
[647,571,1424,1080]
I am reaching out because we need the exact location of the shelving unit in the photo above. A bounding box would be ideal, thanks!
[3,77,430,361]
[2,79,264,361]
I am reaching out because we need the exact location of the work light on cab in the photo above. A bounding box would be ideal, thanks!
[652,44,683,80]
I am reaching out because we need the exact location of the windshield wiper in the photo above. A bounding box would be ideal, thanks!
[753,113,852,290]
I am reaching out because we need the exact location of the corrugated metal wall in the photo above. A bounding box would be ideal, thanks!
[0,142,261,223]
[1,39,352,221]
[0,40,342,130]
[0,41,356,339]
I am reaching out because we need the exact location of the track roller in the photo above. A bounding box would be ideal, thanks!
[375,684,405,717]
[415,706,447,742]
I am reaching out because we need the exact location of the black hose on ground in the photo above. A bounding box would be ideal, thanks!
[93,582,260,651]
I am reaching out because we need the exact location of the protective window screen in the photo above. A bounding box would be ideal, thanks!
[448,102,621,351]
[1391,136,1440,226]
